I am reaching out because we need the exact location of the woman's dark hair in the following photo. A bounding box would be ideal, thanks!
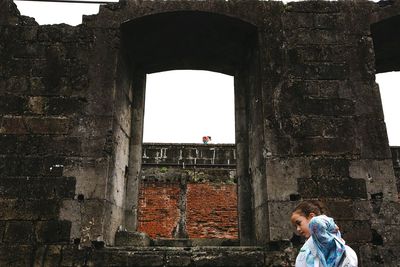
[293,200,328,217]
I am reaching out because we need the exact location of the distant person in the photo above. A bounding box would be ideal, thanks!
[202,136,212,144]
[290,200,358,267]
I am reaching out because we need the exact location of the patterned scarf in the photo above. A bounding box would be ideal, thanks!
[308,215,346,267]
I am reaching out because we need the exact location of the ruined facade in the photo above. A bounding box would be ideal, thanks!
[1,0,400,266]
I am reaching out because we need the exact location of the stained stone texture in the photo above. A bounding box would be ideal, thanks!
[1,0,400,266]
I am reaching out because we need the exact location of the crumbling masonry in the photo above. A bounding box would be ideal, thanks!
[1,0,400,266]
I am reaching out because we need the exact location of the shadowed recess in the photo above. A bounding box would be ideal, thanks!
[371,15,400,73]
[120,11,258,75]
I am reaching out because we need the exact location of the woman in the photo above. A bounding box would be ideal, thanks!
[291,200,358,267]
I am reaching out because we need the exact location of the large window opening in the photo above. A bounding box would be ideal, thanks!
[139,70,238,242]
[143,70,235,144]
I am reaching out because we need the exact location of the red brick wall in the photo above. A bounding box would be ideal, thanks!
[186,183,238,239]
[138,181,180,238]
[137,181,238,239]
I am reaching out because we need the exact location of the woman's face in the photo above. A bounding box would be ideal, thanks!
[291,211,314,238]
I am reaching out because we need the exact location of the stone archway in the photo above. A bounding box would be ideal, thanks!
[119,10,263,246]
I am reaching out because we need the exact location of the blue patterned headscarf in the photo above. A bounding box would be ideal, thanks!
[308,215,346,267]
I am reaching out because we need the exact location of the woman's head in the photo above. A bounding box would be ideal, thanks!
[291,200,327,238]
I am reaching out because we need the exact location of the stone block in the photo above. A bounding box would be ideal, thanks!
[63,157,108,199]
[25,116,71,135]
[336,220,372,243]
[285,1,341,13]
[0,156,65,177]
[4,221,35,244]
[266,157,311,201]
[3,76,29,94]
[281,116,353,139]
[46,96,85,116]
[288,45,347,65]
[115,231,151,247]
[27,96,46,114]
[191,248,265,267]
[13,136,81,157]
[327,200,372,221]
[0,156,40,176]
[103,202,124,244]
[379,201,400,225]
[69,115,113,139]
[114,90,132,136]
[285,28,341,45]
[0,95,26,115]
[165,250,192,267]
[60,245,88,267]
[282,12,314,29]
[268,201,298,241]
[0,245,33,266]
[297,177,367,199]
[59,200,81,241]
[359,244,400,267]
[380,225,400,245]
[13,42,45,59]
[153,238,191,247]
[0,135,17,154]
[17,26,38,41]
[292,137,356,156]
[34,245,63,267]
[37,25,78,43]
[310,158,349,178]
[0,115,28,134]
[0,177,75,199]
[113,125,130,174]
[59,199,105,246]
[36,220,71,244]
[301,97,354,116]
[349,159,398,201]
[314,14,336,29]
[351,82,383,117]
[0,221,5,242]
[90,249,165,267]
[0,199,60,220]
[354,116,391,160]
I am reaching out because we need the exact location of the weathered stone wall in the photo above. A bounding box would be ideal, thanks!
[1,0,400,266]
[391,147,400,195]
[0,0,125,247]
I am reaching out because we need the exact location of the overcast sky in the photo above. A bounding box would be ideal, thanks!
[14,0,399,145]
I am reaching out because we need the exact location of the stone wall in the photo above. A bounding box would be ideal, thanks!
[391,147,400,194]
[1,0,400,266]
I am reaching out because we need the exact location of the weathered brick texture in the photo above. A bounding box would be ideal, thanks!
[186,183,238,239]
[138,153,238,240]
[138,181,181,238]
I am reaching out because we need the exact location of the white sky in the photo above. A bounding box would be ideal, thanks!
[14,0,399,145]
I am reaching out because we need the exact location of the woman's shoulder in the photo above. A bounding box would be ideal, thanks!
[309,215,339,234]
[309,215,331,224]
